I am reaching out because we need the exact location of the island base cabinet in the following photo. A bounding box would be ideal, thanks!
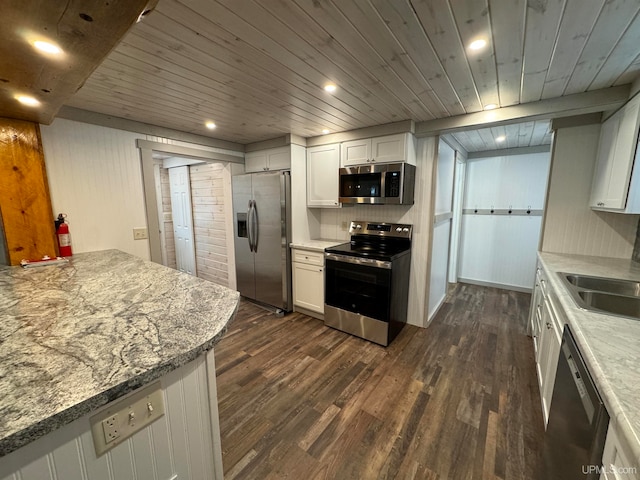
[0,352,224,480]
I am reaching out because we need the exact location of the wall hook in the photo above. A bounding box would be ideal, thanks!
[474,205,478,214]
[490,205,494,214]
[527,205,531,214]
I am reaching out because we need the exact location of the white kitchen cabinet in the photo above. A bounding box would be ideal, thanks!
[292,249,325,317]
[340,133,415,166]
[245,146,291,173]
[530,262,563,426]
[307,143,341,207]
[600,423,638,480]
[590,94,640,212]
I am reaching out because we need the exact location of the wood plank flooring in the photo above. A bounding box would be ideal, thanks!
[214,284,544,479]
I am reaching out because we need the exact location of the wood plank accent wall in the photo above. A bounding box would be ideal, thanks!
[0,352,222,480]
[190,163,229,287]
[0,118,57,265]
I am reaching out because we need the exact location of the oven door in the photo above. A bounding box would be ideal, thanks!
[324,253,392,321]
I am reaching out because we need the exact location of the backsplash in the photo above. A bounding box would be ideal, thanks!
[319,205,415,240]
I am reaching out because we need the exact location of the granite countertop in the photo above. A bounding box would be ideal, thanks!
[538,252,640,468]
[290,239,344,252]
[0,250,239,457]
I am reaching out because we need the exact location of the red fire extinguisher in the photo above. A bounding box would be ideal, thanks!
[55,213,73,257]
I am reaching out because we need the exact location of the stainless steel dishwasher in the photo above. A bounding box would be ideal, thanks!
[543,325,609,479]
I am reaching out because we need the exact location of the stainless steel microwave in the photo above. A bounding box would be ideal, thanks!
[339,162,416,205]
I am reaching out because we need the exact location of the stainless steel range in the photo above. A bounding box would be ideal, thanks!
[324,221,412,346]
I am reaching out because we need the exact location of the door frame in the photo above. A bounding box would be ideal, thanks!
[136,139,243,270]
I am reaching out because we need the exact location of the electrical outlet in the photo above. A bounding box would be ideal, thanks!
[133,227,148,240]
[90,382,164,456]
[102,414,120,443]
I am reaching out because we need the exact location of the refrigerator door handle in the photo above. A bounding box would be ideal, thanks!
[247,200,255,252]
[252,200,259,252]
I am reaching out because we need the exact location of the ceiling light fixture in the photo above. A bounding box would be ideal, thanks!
[33,40,63,55]
[205,121,216,130]
[469,39,487,51]
[322,129,330,134]
[484,103,498,110]
[324,83,337,93]
[16,95,41,107]
[496,135,506,143]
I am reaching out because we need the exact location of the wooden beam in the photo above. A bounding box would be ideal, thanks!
[0,118,58,264]
[305,120,415,147]
[467,145,551,160]
[58,107,245,152]
[0,0,153,124]
[550,113,602,130]
[415,86,631,137]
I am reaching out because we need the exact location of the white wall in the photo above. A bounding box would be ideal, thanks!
[0,352,222,480]
[318,137,438,328]
[542,123,639,257]
[458,151,550,290]
[40,118,242,261]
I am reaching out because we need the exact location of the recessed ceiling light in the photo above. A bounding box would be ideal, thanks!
[469,39,487,51]
[16,95,40,107]
[205,121,216,130]
[322,129,330,134]
[496,135,506,143]
[33,40,63,55]
[484,103,498,110]
[324,83,337,93]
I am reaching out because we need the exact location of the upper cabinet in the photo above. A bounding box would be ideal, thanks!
[340,133,416,167]
[590,94,640,212]
[307,143,341,208]
[245,146,291,173]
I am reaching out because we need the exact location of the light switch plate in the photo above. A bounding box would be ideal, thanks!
[90,382,165,456]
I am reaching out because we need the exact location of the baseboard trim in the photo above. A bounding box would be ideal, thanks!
[457,278,532,294]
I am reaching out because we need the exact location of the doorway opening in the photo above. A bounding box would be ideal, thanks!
[137,139,244,289]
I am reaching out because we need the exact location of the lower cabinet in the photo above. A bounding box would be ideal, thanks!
[292,249,325,317]
[530,262,563,426]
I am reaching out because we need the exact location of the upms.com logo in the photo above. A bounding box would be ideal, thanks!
[582,464,638,476]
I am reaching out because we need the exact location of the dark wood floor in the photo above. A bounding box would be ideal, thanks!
[214,284,545,479]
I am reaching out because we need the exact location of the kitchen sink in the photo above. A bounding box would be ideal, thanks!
[559,272,640,320]
[563,273,640,297]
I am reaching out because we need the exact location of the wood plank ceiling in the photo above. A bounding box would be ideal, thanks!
[10,0,640,145]
[451,120,552,152]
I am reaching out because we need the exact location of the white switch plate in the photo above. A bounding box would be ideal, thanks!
[133,227,148,240]
[90,382,165,456]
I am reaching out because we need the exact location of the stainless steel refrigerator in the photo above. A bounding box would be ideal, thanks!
[232,171,292,313]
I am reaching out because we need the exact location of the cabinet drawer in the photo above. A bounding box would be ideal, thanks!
[292,249,324,266]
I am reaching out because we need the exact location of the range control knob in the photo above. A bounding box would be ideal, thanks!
[355,224,362,229]
[396,227,403,232]
[402,227,410,232]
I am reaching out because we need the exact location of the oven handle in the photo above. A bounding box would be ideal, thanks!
[325,253,392,269]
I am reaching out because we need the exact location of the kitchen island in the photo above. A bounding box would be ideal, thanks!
[0,250,239,479]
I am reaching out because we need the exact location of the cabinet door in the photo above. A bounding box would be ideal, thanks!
[307,144,340,207]
[538,297,562,425]
[245,151,267,173]
[266,147,291,171]
[371,134,407,163]
[606,100,640,209]
[341,138,371,166]
[590,117,618,207]
[293,262,324,313]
